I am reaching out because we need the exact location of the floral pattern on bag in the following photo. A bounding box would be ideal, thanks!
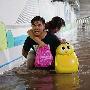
[34,44,53,67]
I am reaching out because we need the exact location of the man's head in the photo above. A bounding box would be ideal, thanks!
[31,16,45,36]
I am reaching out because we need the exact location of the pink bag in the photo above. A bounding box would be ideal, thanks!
[34,44,53,67]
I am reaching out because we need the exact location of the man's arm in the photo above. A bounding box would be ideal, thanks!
[22,36,31,58]
[22,49,28,58]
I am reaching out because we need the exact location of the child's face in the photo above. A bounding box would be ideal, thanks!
[53,28,60,33]
[31,21,45,36]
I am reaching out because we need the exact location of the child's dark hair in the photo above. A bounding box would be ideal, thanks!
[45,16,65,33]
[52,16,65,27]
[31,16,45,25]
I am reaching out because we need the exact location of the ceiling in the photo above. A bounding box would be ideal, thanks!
[51,0,90,19]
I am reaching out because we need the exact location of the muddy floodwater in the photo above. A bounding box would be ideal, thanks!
[0,26,90,90]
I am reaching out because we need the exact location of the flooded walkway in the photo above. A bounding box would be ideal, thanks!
[0,26,90,90]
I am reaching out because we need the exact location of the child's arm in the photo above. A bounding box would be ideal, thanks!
[57,37,66,44]
[60,39,66,44]
[27,29,45,47]
[27,29,34,38]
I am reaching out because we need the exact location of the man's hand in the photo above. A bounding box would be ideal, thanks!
[22,49,28,58]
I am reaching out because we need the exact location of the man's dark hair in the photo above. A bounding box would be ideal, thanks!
[31,16,45,25]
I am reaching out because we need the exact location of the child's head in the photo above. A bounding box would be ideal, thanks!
[46,16,65,34]
[51,16,65,27]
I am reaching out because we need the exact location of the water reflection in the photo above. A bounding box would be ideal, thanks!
[25,75,54,90]
[53,74,80,90]
[16,73,80,90]
[14,72,54,90]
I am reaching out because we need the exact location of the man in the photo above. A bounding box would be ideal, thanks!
[22,16,60,70]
